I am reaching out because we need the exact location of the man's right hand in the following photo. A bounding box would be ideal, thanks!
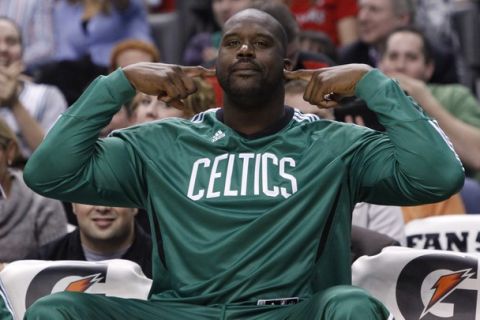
[123,63,215,110]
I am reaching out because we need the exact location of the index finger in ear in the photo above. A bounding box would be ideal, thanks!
[181,66,216,78]
[284,69,314,81]
[169,99,186,111]
[317,100,339,109]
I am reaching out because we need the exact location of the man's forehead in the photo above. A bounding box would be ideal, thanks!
[223,22,276,38]
[387,33,422,51]
[360,0,391,9]
[222,10,288,51]
[0,20,20,38]
[223,9,281,36]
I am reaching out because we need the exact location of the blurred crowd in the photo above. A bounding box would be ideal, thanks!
[1,0,480,274]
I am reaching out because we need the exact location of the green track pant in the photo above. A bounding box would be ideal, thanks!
[24,285,392,320]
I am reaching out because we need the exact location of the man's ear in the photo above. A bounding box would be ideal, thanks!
[72,203,78,216]
[284,59,293,71]
[5,141,17,166]
[424,61,435,82]
[398,14,411,26]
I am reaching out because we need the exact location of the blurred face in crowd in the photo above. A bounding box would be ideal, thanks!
[133,93,185,124]
[379,31,434,82]
[100,106,133,137]
[358,0,409,45]
[212,0,253,28]
[0,19,22,67]
[0,138,16,196]
[73,204,137,252]
[115,49,156,69]
[103,44,159,136]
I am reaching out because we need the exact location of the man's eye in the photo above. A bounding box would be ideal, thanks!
[225,40,240,47]
[406,54,419,62]
[387,53,397,60]
[6,38,19,46]
[254,41,268,48]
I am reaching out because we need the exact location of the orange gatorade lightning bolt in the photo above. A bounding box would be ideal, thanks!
[65,274,103,293]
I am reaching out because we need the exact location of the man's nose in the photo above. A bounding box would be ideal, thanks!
[237,43,254,58]
[358,7,371,23]
[0,41,7,52]
[217,0,228,13]
[148,103,160,116]
[95,206,112,213]
[393,58,406,72]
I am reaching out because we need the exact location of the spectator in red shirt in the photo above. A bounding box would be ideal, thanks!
[288,0,359,47]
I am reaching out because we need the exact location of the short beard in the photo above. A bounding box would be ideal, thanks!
[218,68,284,108]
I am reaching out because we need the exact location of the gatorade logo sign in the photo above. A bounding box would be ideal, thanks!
[396,254,478,319]
[25,264,107,309]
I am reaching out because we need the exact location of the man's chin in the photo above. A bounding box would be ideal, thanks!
[359,31,377,45]
[227,79,263,95]
[228,85,263,98]
[91,231,115,240]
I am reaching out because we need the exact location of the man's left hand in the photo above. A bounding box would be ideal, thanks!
[284,64,372,108]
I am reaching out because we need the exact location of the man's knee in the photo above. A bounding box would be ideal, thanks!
[322,285,372,305]
[24,292,88,319]
[316,285,389,319]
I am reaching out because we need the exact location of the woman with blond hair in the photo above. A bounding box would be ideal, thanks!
[0,119,67,265]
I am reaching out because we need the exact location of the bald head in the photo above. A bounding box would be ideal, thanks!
[223,8,288,56]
